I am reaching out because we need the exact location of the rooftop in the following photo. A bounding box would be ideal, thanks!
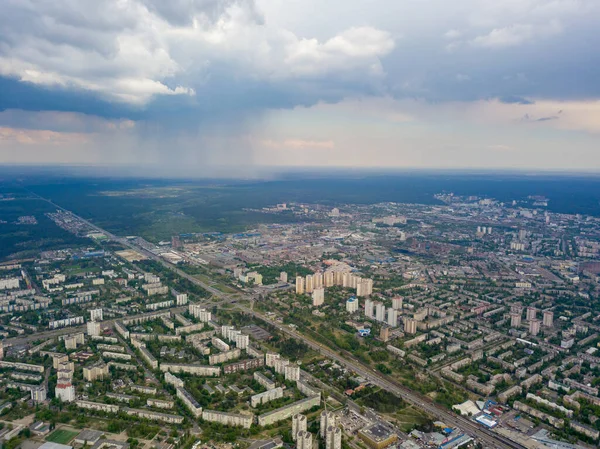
[359,422,396,442]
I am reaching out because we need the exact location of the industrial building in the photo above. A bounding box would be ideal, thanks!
[358,423,398,449]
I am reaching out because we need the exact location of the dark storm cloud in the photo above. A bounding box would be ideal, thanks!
[2,0,600,170]
[0,77,141,120]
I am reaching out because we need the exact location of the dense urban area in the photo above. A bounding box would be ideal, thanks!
[1,189,600,449]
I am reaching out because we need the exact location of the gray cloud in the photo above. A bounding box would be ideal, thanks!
[1,0,600,172]
[141,0,263,26]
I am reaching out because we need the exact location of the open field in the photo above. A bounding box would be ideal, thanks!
[394,407,431,433]
[46,429,78,444]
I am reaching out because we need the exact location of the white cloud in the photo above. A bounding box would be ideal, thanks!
[444,29,461,39]
[0,0,395,104]
[282,27,394,77]
[471,20,562,48]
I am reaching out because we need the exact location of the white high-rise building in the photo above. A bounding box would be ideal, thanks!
[285,364,300,381]
[87,321,102,337]
[527,307,537,321]
[189,305,211,322]
[404,318,417,335]
[387,308,398,327]
[89,308,103,322]
[529,319,541,336]
[312,288,325,307]
[296,276,305,294]
[325,426,342,449]
[392,297,403,310]
[221,325,234,338]
[346,297,359,313]
[173,291,188,305]
[235,334,249,349]
[375,302,386,322]
[55,383,76,402]
[265,353,280,367]
[280,272,288,283]
[510,313,522,328]
[296,431,313,449]
[356,278,373,297]
[364,299,374,318]
[292,414,307,441]
[320,411,336,438]
[543,310,554,328]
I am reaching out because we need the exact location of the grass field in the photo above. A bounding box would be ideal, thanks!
[46,429,78,444]
[394,406,430,432]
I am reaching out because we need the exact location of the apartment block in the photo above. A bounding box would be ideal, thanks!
[176,386,203,417]
[202,409,253,429]
[209,348,241,365]
[251,387,284,407]
[257,395,321,427]
[160,363,221,377]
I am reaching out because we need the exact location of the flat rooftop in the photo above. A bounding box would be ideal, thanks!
[359,422,396,442]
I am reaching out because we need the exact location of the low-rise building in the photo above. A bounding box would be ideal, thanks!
[202,409,253,428]
[358,423,398,449]
[251,387,284,407]
[123,408,184,424]
[106,393,134,403]
[139,346,159,369]
[76,400,120,414]
[176,386,203,418]
[160,363,221,376]
[209,348,241,365]
[257,395,321,427]
[164,372,184,387]
[223,357,264,374]
[147,398,174,409]
[31,385,47,403]
[254,372,276,390]
[0,360,44,373]
[102,351,132,361]
[130,385,157,395]
[513,401,564,428]
[497,386,522,404]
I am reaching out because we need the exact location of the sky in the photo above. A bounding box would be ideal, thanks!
[1,0,600,176]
